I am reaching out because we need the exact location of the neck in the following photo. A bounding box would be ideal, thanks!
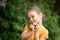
[38,20,43,27]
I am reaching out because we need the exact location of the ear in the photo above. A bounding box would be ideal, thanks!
[38,13,43,18]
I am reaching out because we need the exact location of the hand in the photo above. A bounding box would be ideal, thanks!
[34,24,40,40]
[34,24,40,33]
[29,24,35,32]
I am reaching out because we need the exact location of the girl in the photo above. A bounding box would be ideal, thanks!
[21,6,48,40]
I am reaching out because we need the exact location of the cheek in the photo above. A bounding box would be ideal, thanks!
[34,17,39,22]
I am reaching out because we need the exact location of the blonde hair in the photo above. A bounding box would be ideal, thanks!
[27,6,42,14]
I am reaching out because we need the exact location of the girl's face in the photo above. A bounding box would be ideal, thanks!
[27,10,42,26]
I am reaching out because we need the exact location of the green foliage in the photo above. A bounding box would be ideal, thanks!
[0,0,60,40]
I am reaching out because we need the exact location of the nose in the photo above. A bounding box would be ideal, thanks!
[30,18,32,21]
[30,18,33,22]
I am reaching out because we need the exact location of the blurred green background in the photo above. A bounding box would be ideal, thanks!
[0,0,60,40]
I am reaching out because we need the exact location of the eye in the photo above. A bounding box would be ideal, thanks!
[31,16,34,18]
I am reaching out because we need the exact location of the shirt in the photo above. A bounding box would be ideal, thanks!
[24,24,48,40]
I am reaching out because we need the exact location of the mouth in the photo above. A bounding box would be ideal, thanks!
[32,22,37,25]
[29,21,37,25]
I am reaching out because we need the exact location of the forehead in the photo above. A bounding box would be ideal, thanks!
[27,10,38,16]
